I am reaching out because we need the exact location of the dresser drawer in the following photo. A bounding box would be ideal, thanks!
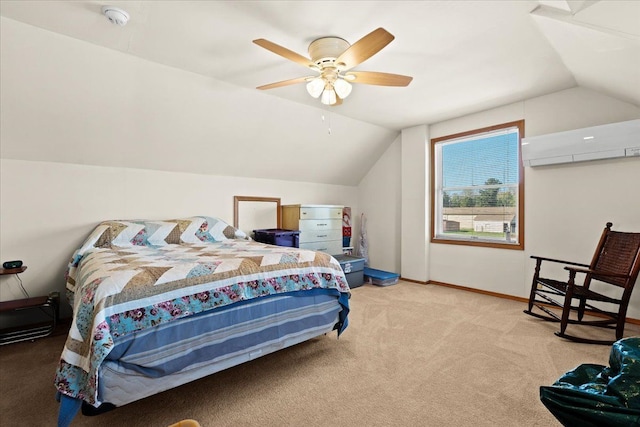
[298,228,342,244]
[299,240,343,255]
[297,219,341,232]
[299,207,343,220]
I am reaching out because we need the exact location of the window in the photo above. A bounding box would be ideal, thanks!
[431,120,524,250]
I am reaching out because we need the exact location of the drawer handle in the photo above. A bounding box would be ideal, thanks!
[317,223,327,226]
[317,234,328,238]
[318,248,327,251]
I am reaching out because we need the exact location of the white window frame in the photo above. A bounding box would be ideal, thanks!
[430,120,525,250]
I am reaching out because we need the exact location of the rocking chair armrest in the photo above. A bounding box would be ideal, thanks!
[530,255,590,268]
[563,266,630,278]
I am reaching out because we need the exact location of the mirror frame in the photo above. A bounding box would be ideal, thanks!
[233,196,282,230]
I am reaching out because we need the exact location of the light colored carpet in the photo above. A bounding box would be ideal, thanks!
[1,281,637,426]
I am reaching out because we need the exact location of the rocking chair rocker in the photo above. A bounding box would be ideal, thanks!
[524,222,640,345]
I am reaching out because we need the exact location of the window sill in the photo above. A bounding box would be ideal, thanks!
[431,236,524,250]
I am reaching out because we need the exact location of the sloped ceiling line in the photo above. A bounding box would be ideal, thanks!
[539,0,600,15]
[529,1,640,108]
[531,4,640,40]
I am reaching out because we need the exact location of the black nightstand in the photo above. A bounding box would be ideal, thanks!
[0,266,59,345]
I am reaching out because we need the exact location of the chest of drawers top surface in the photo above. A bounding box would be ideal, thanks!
[283,204,343,208]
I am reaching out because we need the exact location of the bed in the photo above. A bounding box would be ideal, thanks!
[54,216,350,426]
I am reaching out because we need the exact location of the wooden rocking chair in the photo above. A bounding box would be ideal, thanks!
[524,222,640,345]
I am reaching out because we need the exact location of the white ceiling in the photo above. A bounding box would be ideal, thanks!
[2,0,638,131]
[1,1,638,187]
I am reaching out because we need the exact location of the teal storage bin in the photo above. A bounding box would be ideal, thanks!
[363,267,399,286]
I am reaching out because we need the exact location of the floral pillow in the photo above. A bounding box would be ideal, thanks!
[176,216,247,244]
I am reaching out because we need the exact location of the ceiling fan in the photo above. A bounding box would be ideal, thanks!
[253,28,413,106]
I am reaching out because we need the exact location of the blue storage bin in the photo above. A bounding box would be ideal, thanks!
[363,267,399,286]
[334,255,365,288]
[253,229,300,248]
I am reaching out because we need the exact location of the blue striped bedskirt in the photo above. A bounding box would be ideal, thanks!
[97,289,343,406]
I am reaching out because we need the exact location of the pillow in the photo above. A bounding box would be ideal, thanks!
[84,216,247,249]
[177,216,247,243]
[96,220,183,247]
[66,216,246,299]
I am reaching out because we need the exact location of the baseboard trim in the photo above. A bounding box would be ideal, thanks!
[427,280,527,302]
[399,277,428,285]
[424,280,640,326]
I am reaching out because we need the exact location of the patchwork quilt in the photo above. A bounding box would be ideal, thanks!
[55,216,350,405]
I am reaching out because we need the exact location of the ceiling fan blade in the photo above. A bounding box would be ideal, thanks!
[336,28,395,71]
[256,76,310,90]
[345,71,413,87]
[253,39,315,69]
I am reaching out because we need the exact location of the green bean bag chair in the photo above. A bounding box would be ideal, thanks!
[540,337,640,427]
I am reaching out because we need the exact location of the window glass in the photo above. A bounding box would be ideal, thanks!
[431,121,524,249]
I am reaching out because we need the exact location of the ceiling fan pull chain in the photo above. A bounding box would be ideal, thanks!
[321,113,332,135]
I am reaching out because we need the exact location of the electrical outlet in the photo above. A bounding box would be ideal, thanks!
[626,147,640,157]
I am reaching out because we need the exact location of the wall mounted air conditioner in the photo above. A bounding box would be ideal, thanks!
[521,119,640,167]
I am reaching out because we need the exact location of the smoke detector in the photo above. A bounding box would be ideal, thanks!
[102,6,129,26]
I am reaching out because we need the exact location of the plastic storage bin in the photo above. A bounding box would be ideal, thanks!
[333,255,365,288]
[364,267,400,286]
[253,229,300,248]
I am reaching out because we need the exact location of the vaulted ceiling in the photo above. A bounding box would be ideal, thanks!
[1,1,638,185]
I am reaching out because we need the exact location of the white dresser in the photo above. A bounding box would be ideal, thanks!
[281,204,343,255]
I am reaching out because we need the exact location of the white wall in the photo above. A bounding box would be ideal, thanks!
[0,159,358,318]
[400,125,429,281]
[0,17,397,187]
[356,135,402,271]
[354,124,429,281]
[358,86,640,318]
[0,18,374,320]
[428,102,527,294]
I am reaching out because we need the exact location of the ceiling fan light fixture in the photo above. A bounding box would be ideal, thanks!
[321,88,337,105]
[308,37,350,64]
[306,77,325,98]
[334,78,352,99]
[254,28,412,106]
